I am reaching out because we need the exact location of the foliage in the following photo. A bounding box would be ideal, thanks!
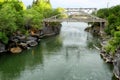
[24,0,64,29]
[96,5,120,35]
[96,8,109,19]
[0,2,25,32]
[104,31,120,55]
[23,0,51,29]
[0,0,25,43]
[0,32,8,44]
[95,5,120,55]
[23,8,44,29]
[0,0,63,45]
[0,3,18,35]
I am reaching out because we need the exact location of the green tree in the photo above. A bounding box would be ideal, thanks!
[0,1,26,43]
[96,8,109,19]
[0,3,18,35]
[23,8,44,29]
[93,5,120,55]
[24,0,63,29]
[96,5,120,35]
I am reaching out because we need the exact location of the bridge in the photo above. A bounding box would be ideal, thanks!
[43,8,106,23]
[43,8,107,34]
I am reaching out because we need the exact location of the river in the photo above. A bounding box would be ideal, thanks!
[0,22,116,80]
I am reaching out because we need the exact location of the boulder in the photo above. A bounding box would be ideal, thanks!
[19,43,28,49]
[10,36,19,43]
[0,42,6,53]
[31,32,40,37]
[17,35,26,40]
[100,51,113,63]
[42,26,54,34]
[10,47,22,54]
[26,36,37,41]
[26,36,38,47]
[84,27,92,32]
[113,49,120,79]
[113,58,120,79]
[10,35,26,43]
[27,40,38,47]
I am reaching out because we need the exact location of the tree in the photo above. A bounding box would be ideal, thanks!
[96,8,109,19]
[0,1,26,43]
[23,0,54,29]
[23,8,44,29]
[96,5,120,35]
[0,3,18,35]
[94,5,120,55]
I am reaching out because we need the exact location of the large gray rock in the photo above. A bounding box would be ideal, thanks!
[42,26,54,34]
[10,35,26,43]
[26,36,38,47]
[113,49,120,79]
[19,36,38,48]
[0,42,6,53]
[27,40,38,47]
[26,36,37,41]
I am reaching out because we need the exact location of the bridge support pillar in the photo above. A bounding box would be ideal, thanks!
[100,22,106,36]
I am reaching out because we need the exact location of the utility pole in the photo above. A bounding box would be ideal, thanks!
[107,2,109,8]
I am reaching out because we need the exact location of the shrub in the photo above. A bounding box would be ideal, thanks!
[0,32,8,44]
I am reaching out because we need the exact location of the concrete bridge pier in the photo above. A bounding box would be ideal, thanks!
[100,22,106,36]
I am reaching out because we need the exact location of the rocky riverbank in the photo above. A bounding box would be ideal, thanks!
[98,36,120,80]
[101,44,120,80]
[84,25,101,36]
[85,24,120,80]
[0,22,61,54]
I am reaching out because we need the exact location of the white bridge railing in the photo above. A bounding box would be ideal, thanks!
[43,8,106,23]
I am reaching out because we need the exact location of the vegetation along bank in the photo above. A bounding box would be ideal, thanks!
[0,0,64,54]
[86,5,120,79]
[1,0,120,79]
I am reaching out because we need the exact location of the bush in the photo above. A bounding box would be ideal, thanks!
[114,31,120,37]
[0,32,8,44]
[104,43,116,55]
[104,31,120,55]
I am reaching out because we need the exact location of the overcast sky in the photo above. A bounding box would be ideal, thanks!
[22,0,120,9]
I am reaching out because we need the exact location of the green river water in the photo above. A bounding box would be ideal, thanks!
[0,22,116,80]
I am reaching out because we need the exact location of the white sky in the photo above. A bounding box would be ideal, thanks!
[22,0,120,9]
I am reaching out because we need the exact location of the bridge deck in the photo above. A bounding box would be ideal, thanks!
[43,8,106,23]
[43,18,106,22]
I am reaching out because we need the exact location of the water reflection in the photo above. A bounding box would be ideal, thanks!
[0,45,44,80]
[86,34,101,49]
[0,22,115,80]
[41,36,62,55]
[0,35,63,80]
